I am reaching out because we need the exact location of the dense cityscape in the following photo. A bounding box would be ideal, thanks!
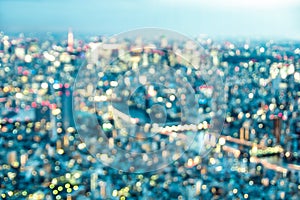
[0,29,300,200]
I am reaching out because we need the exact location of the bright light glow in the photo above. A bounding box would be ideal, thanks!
[219,137,226,145]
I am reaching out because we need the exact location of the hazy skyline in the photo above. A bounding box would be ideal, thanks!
[1,0,300,39]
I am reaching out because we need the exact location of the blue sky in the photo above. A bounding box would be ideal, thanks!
[0,0,299,39]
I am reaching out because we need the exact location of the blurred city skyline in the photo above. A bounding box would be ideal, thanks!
[0,0,300,39]
[1,3,300,198]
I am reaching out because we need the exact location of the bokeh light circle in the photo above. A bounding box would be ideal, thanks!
[73,28,226,173]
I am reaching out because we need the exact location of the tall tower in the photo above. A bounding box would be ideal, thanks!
[273,117,282,145]
[61,85,74,129]
[67,28,74,52]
